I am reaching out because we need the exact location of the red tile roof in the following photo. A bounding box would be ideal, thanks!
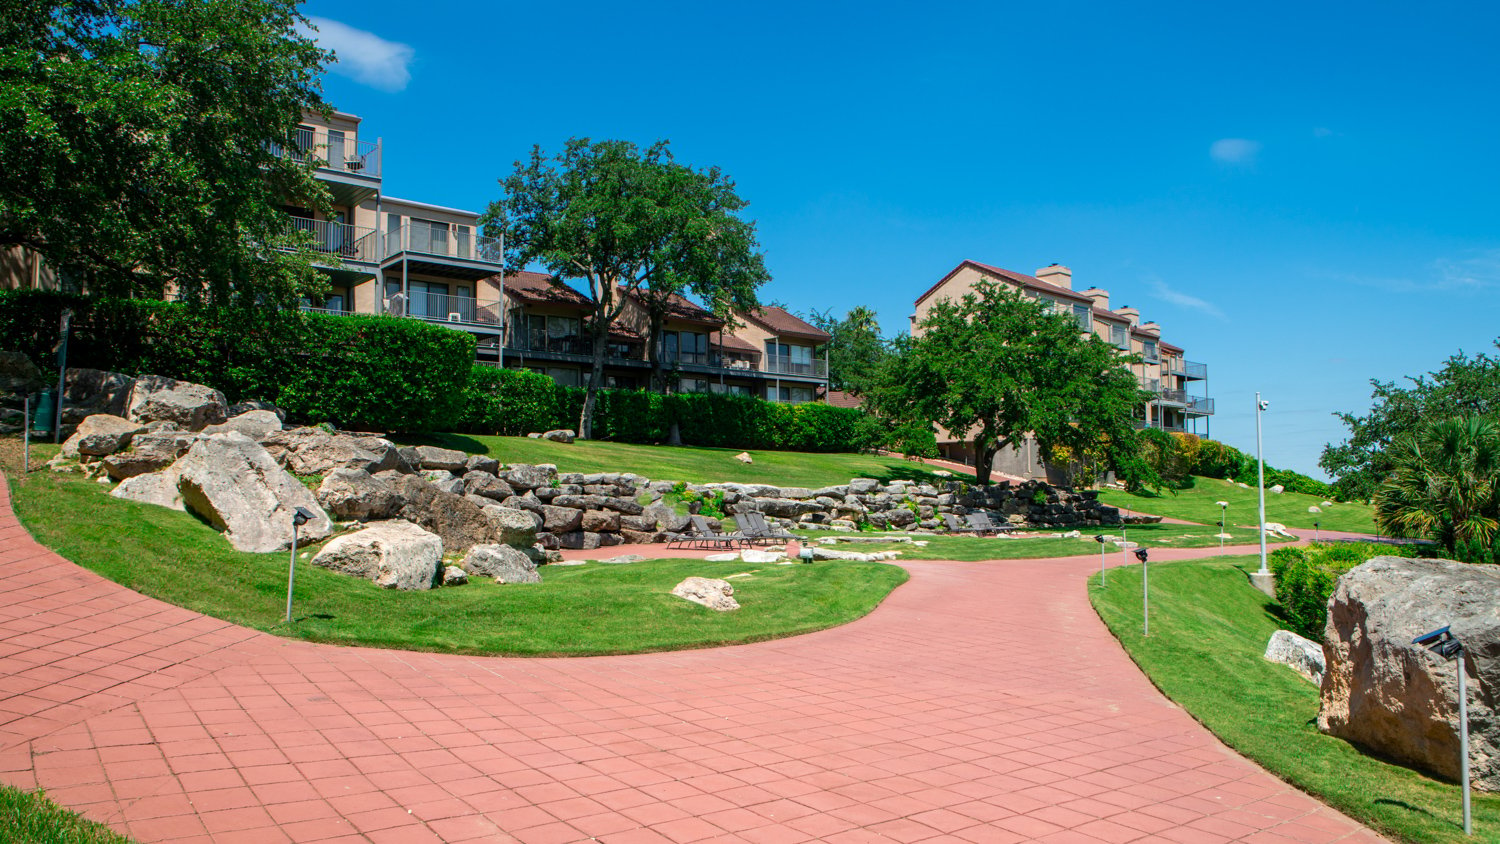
[825,390,864,409]
[713,334,761,356]
[622,288,725,328]
[739,306,831,342]
[497,271,592,307]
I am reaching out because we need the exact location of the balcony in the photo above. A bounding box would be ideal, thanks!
[764,355,828,379]
[1156,387,1188,405]
[383,223,503,279]
[1163,359,1186,376]
[271,126,382,204]
[287,217,381,266]
[1184,360,1208,380]
[1187,395,1215,415]
[389,292,502,329]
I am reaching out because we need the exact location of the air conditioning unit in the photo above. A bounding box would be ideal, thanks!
[448,313,462,323]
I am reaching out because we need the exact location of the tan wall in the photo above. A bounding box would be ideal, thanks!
[0,247,58,291]
[726,317,820,373]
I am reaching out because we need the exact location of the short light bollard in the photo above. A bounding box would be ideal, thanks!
[1217,501,1228,549]
[1414,626,1472,836]
[1135,547,1150,637]
[286,506,318,624]
[22,394,30,474]
[799,546,814,564]
[1093,534,1108,586]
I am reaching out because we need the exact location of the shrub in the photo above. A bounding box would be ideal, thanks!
[1140,428,1192,489]
[462,366,566,436]
[0,290,474,431]
[1270,542,1422,640]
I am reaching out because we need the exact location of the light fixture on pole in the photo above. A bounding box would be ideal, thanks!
[1255,394,1270,577]
[1414,626,1472,836]
[1093,534,1108,586]
[286,506,317,624]
[1135,547,1150,637]
[1314,521,1320,542]
[1217,501,1228,550]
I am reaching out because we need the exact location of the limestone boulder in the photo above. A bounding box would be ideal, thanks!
[1270,484,1285,494]
[227,399,285,421]
[582,509,621,533]
[642,502,689,533]
[62,369,135,421]
[390,474,511,552]
[541,429,575,443]
[465,454,500,476]
[311,521,442,590]
[421,470,465,495]
[1319,556,1500,790]
[316,468,404,521]
[463,544,541,584]
[482,506,541,546]
[463,472,515,502]
[125,375,228,431]
[540,504,584,533]
[61,414,147,457]
[414,445,468,472]
[443,566,469,586]
[110,468,185,511]
[503,463,554,491]
[672,577,739,611]
[174,432,333,552]
[0,351,45,398]
[202,409,282,440]
[262,427,408,476]
[102,431,199,480]
[1265,630,1326,684]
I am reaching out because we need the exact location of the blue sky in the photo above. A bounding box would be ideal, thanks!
[301,0,1500,478]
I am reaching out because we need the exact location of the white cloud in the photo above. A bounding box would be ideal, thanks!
[1146,276,1225,319]
[1313,127,1335,138]
[1327,250,1500,294]
[1210,138,1261,165]
[300,17,414,92]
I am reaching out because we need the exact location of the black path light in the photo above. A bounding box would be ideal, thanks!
[1134,547,1150,637]
[1414,626,1472,835]
[286,506,318,624]
[1093,534,1108,586]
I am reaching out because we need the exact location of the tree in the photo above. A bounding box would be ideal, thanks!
[1374,416,1500,553]
[867,280,1152,486]
[808,305,887,397]
[1,0,333,307]
[484,138,768,439]
[1321,341,1500,501]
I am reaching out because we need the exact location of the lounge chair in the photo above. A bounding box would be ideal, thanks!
[966,512,1016,537]
[745,511,796,543]
[944,514,979,534]
[667,515,749,550]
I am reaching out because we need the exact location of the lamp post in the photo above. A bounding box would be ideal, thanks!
[286,507,316,624]
[1414,626,1472,835]
[1135,548,1150,637]
[1314,521,1320,543]
[1093,534,1108,586]
[1217,501,1228,550]
[1255,394,1270,577]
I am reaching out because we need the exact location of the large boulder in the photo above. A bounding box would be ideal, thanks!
[174,432,333,552]
[261,427,408,476]
[62,369,135,421]
[202,409,282,440]
[540,504,584,533]
[541,429,576,444]
[0,351,45,398]
[672,577,739,612]
[102,431,200,480]
[61,414,147,457]
[1265,630,1326,685]
[1319,556,1500,790]
[110,467,185,511]
[503,463,554,491]
[464,472,514,502]
[462,544,541,584]
[390,474,509,552]
[481,505,541,546]
[311,521,442,590]
[413,445,468,472]
[316,468,404,521]
[125,375,228,431]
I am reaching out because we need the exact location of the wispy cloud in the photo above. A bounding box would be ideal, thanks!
[1210,138,1261,165]
[1312,127,1335,138]
[1146,275,1225,319]
[1327,249,1500,294]
[300,17,414,92]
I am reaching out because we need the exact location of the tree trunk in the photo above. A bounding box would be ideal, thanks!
[974,434,994,486]
[646,310,666,393]
[579,327,609,440]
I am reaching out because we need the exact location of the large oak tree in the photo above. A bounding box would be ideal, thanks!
[485,138,768,439]
[0,0,332,306]
[869,280,1152,486]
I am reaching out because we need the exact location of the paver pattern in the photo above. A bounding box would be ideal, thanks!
[0,473,1385,843]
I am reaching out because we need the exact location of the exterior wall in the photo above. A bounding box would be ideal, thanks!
[726,318,824,382]
[1,248,59,291]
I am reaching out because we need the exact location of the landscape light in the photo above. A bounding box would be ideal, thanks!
[1093,534,1108,586]
[286,506,318,623]
[1413,626,1472,835]
[1217,501,1228,550]
[1135,547,1150,636]
[799,546,814,564]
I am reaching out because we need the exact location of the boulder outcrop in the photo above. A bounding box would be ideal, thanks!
[311,521,442,590]
[102,431,199,480]
[174,432,333,552]
[125,375,228,431]
[61,414,147,457]
[317,468,405,521]
[1319,556,1500,790]
[202,409,282,440]
[672,577,739,611]
[462,544,541,584]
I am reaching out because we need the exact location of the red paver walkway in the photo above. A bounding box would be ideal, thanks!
[0,472,1385,843]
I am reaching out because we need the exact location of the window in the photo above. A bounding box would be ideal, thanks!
[766,342,814,374]
[776,386,815,404]
[1143,340,1159,362]
[1110,323,1128,349]
[710,383,751,396]
[605,375,638,390]
[455,224,471,259]
[546,367,580,387]
[664,331,708,364]
[409,218,449,254]
[1072,303,1092,331]
[677,377,711,394]
[525,314,580,352]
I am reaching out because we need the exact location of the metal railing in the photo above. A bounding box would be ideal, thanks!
[1185,361,1208,380]
[271,127,382,178]
[1163,358,1186,375]
[385,223,502,264]
[300,305,358,318]
[1157,387,1188,404]
[1188,396,1215,415]
[764,355,828,378]
[287,217,381,263]
[388,292,502,326]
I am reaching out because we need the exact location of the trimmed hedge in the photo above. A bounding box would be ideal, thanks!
[1269,542,1426,640]
[0,290,474,432]
[462,364,883,453]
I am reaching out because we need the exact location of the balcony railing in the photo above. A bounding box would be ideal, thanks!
[269,128,382,178]
[287,217,381,264]
[764,355,828,378]
[385,223,502,265]
[1188,395,1215,415]
[388,292,502,326]
[1185,361,1208,380]
[1163,359,1185,375]
[1157,387,1188,405]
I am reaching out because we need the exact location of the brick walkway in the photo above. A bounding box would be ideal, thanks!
[0,474,1384,843]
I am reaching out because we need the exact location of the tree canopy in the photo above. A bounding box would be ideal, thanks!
[1374,415,1500,552]
[868,280,1152,486]
[484,138,768,438]
[808,305,887,397]
[1,0,334,307]
[1320,340,1500,500]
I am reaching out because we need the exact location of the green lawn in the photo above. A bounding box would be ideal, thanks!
[0,785,133,843]
[8,470,907,657]
[1100,474,1377,533]
[1091,554,1498,843]
[401,433,972,488]
[797,522,1289,561]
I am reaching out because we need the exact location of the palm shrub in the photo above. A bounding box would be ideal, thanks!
[1374,416,1500,553]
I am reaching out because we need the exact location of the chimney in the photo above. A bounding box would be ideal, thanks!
[1116,305,1140,327]
[1081,287,1110,311]
[1035,263,1072,290]
[1140,321,1162,337]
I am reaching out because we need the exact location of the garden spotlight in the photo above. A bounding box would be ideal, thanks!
[286,506,318,623]
[1093,534,1108,586]
[1414,626,1472,835]
[1136,546,1150,636]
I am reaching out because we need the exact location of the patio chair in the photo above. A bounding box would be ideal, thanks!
[734,513,772,546]
[666,515,749,550]
[944,514,979,534]
[745,511,796,543]
[966,512,1016,537]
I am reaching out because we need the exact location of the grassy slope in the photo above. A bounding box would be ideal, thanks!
[403,433,971,488]
[798,522,1292,562]
[1090,555,1499,843]
[1100,474,1377,533]
[0,785,134,844]
[9,470,906,657]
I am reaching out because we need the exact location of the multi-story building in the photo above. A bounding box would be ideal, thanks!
[912,259,1213,477]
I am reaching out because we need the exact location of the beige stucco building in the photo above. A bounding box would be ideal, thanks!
[912,259,1213,479]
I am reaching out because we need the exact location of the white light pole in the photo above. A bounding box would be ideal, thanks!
[1255,394,1270,577]
[1217,501,1228,550]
